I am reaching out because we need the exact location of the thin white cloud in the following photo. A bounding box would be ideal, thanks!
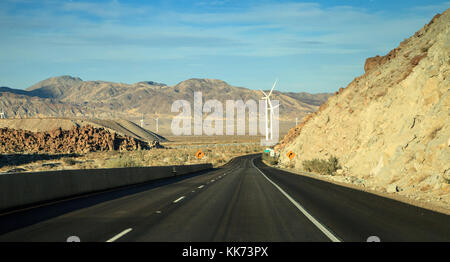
[61,0,149,19]
[0,0,448,89]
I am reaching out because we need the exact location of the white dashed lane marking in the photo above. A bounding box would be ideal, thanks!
[106,228,132,242]
[173,196,185,203]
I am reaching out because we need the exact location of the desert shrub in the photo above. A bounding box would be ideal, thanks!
[216,157,226,164]
[136,150,146,161]
[302,156,341,175]
[105,156,139,168]
[262,152,278,165]
[62,158,77,165]
[287,161,295,169]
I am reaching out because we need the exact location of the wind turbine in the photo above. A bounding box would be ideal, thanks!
[154,112,159,133]
[140,114,144,128]
[261,79,279,141]
[268,95,280,140]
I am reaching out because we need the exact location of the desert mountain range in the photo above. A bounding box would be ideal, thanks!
[0,77,331,121]
[277,10,450,209]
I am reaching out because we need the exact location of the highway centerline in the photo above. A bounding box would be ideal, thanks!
[251,158,342,242]
[106,228,132,242]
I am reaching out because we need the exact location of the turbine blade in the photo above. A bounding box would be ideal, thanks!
[260,90,268,97]
[268,78,278,97]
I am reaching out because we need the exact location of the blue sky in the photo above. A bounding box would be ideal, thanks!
[0,0,449,93]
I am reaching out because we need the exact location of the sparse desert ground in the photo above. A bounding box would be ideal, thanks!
[164,135,264,145]
[0,136,265,173]
[0,118,281,173]
[141,117,297,138]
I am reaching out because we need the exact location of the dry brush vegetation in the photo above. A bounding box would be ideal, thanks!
[0,141,265,173]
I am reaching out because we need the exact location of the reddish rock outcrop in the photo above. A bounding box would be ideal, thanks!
[0,125,153,154]
[364,46,400,73]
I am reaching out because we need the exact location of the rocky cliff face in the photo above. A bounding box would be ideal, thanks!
[277,10,450,208]
[0,125,152,154]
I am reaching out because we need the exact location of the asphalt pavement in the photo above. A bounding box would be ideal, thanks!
[0,154,448,242]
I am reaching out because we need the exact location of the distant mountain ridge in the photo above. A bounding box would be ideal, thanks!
[0,76,332,121]
[27,75,84,98]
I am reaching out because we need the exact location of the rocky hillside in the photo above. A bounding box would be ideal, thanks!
[0,125,155,154]
[277,10,450,209]
[0,77,331,121]
[0,90,88,118]
[0,118,167,142]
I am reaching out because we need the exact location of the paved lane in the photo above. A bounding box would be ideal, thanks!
[254,158,450,242]
[126,156,329,241]
[0,154,449,242]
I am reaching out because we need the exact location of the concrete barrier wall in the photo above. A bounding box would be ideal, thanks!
[0,164,212,211]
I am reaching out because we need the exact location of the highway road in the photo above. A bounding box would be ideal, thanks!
[0,154,449,242]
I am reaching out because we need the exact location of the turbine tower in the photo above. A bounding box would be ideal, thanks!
[261,79,279,141]
[154,112,159,133]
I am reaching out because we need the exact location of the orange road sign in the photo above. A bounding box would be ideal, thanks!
[196,150,205,159]
[287,151,295,159]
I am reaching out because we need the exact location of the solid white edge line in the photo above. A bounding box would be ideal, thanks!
[173,196,185,203]
[251,159,342,242]
[106,228,132,242]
